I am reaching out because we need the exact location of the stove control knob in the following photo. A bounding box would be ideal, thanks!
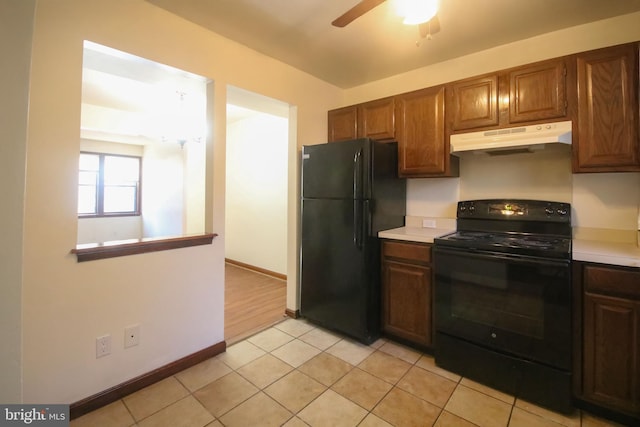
[545,207,555,216]
[556,208,568,216]
[459,205,467,213]
[491,332,497,339]
[468,204,475,213]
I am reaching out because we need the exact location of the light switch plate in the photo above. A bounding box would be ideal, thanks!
[124,324,140,348]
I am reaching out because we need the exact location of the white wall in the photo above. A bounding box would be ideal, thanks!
[19,0,341,405]
[0,0,35,404]
[459,146,573,203]
[76,139,144,244]
[142,142,186,237]
[17,2,640,405]
[344,12,640,230]
[226,111,288,275]
[572,173,640,231]
[76,138,207,243]
[77,216,142,244]
[344,12,640,104]
[184,140,207,235]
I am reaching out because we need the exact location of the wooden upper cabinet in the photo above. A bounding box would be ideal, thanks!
[358,97,396,141]
[328,98,395,142]
[509,59,568,123]
[396,86,452,177]
[328,106,357,142]
[448,58,569,132]
[574,43,640,172]
[449,74,499,131]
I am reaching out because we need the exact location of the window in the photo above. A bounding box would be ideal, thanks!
[78,152,141,216]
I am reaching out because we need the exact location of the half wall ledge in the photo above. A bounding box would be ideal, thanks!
[71,233,217,262]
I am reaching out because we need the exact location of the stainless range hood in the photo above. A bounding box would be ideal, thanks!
[450,121,572,155]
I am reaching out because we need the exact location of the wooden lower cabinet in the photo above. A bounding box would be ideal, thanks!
[576,262,640,420]
[381,240,432,348]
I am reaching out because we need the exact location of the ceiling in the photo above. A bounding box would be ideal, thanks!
[146,0,640,89]
[81,42,290,140]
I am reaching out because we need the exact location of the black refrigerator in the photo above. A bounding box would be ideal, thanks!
[300,138,406,344]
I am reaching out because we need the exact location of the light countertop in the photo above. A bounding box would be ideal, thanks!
[378,226,455,244]
[379,225,640,269]
[572,239,640,268]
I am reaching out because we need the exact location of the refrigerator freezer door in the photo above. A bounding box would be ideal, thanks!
[300,198,378,343]
[302,139,371,200]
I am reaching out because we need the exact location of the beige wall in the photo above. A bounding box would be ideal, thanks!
[345,12,640,231]
[76,140,144,244]
[343,12,640,104]
[0,0,35,404]
[226,113,289,275]
[21,0,341,404]
[10,1,640,406]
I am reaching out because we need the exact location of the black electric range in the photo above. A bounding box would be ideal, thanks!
[433,199,574,414]
[435,199,572,258]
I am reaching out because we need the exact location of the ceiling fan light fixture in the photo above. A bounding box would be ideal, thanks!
[395,0,438,25]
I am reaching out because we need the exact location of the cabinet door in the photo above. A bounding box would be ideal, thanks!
[358,97,395,141]
[575,44,640,172]
[449,74,499,130]
[396,86,447,176]
[382,259,432,347]
[328,106,357,142]
[509,59,567,123]
[583,292,640,415]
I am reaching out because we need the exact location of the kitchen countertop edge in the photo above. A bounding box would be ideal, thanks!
[378,227,455,244]
[380,227,640,268]
[572,238,640,268]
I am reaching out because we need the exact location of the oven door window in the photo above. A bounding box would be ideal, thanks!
[434,248,571,369]
[450,265,544,339]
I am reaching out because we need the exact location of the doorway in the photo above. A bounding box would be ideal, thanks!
[224,86,290,341]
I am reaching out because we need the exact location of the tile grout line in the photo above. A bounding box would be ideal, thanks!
[106,320,589,427]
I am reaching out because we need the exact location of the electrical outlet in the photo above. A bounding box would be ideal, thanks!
[422,219,437,228]
[96,335,111,358]
[124,324,140,348]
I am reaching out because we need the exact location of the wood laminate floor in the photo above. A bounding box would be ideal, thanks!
[224,262,287,345]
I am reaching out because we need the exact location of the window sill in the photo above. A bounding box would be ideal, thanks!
[71,233,217,262]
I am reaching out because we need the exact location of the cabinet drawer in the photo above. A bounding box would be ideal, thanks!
[584,265,640,300]
[382,241,431,263]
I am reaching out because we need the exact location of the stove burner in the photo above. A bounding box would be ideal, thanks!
[435,199,572,259]
[436,231,571,258]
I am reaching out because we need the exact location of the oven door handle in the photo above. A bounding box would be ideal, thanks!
[433,246,570,268]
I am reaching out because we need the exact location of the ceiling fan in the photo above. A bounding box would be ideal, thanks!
[332,0,441,40]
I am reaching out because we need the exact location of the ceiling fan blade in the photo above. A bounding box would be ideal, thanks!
[418,15,441,38]
[332,0,386,27]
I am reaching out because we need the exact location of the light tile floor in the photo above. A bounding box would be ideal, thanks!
[71,318,625,427]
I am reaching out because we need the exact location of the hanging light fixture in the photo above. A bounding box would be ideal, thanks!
[395,0,438,25]
[160,90,205,149]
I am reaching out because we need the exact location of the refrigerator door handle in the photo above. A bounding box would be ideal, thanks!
[353,149,363,248]
[353,199,361,248]
[353,148,362,199]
